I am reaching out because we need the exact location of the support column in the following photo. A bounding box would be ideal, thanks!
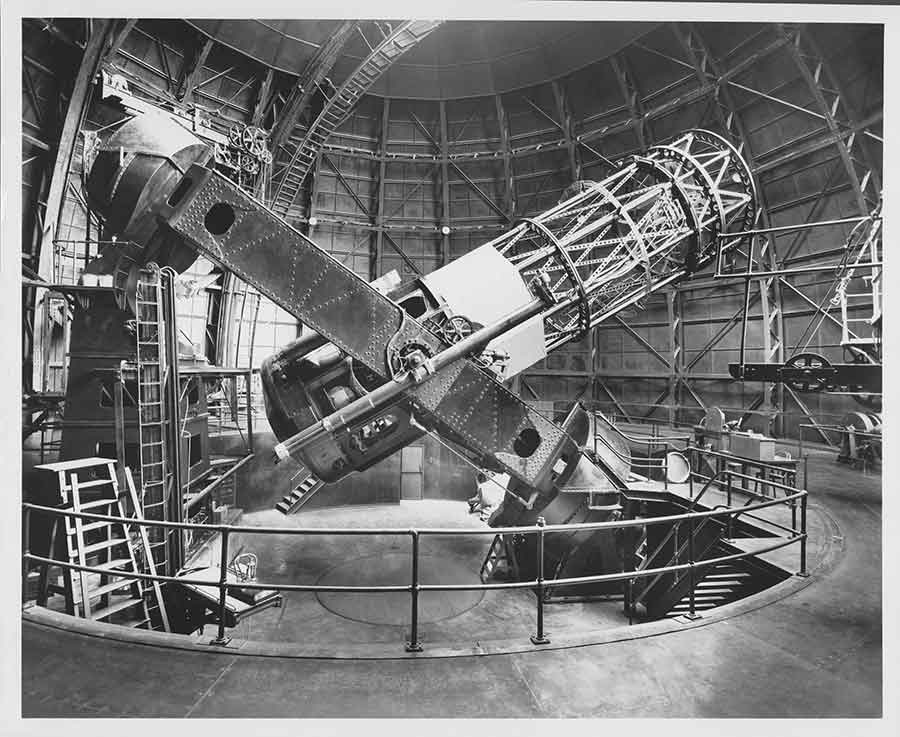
[667,291,683,426]
[674,22,786,434]
[250,68,275,127]
[32,20,112,391]
[551,80,581,181]
[782,24,880,215]
[439,101,451,266]
[373,98,390,279]
[176,37,213,104]
[495,94,517,221]
[611,52,652,151]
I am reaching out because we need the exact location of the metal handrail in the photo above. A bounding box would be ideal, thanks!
[22,484,803,535]
[21,481,808,650]
[594,411,692,446]
[630,515,723,608]
[689,445,800,477]
[633,467,730,579]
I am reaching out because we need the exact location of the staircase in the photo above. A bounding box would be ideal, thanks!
[270,20,443,217]
[33,458,168,630]
[275,470,325,515]
[631,515,725,620]
[665,561,757,617]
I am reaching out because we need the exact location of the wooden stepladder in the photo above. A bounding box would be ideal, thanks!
[34,457,169,631]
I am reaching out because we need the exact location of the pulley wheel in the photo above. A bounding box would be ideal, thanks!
[441,315,474,344]
[784,352,831,393]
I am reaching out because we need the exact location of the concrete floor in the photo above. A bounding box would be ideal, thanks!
[206,501,627,646]
[21,447,882,717]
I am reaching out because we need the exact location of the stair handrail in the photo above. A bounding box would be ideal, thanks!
[593,410,691,446]
[630,468,731,603]
[593,432,667,471]
[631,512,725,607]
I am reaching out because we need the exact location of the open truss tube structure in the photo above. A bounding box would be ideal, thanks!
[482,129,756,353]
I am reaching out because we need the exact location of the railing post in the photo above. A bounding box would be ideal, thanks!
[211,527,231,646]
[245,371,254,453]
[726,469,732,508]
[663,441,669,490]
[23,506,32,602]
[406,530,423,652]
[685,516,700,620]
[791,481,798,532]
[531,517,550,645]
[688,448,694,500]
[798,492,809,577]
[627,577,634,626]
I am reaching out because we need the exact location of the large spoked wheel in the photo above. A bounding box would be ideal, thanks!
[441,315,475,344]
[784,352,831,393]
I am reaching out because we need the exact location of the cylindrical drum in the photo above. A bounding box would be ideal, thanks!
[86,111,213,276]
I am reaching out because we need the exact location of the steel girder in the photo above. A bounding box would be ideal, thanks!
[494,94,518,221]
[268,20,358,153]
[780,24,881,215]
[270,21,443,218]
[673,22,786,435]
[30,20,113,392]
[610,51,653,151]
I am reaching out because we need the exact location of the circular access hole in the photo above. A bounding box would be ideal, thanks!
[513,427,541,458]
[204,202,236,236]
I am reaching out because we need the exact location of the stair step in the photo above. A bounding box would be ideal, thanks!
[698,578,747,587]
[83,536,128,555]
[687,593,730,601]
[69,478,115,491]
[693,587,742,596]
[83,578,136,600]
[90,596,145,621]
[79,498,119,511]
[91,557,134,572]
[118,618,151,629]
[81,520,115,533]
[704,571,750,579]
[669,603,718,614]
